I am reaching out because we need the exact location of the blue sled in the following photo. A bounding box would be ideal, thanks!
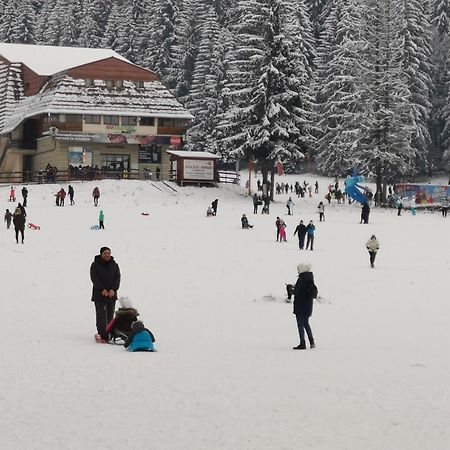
[345,176,369,204]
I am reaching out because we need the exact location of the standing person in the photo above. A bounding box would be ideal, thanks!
[4,208,12,229]
[442,197,449,217]
[13,207,25,244]
[275,216,282,241]
[315,181,319,194]
[397,199,403,216]
[155,167,161,181]
[90,247,121,343]
[305,220,315,250]
[293,263,317,350]
[361,202,370,224]
[293,220,307,250]
[317,202,325,222]
[21,186,28,207]
[211,199,218,216]
[93,186,100,206]
[253,193,259,214]
[68,185,75,205]
[99,210,105,229]
[9,186,16,202]
[59,188,66,206]
[286,197,294,215]
[366,234,380,268]
[279,219,287,242]
[17,202,26,218]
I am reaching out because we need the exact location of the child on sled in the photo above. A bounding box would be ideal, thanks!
[124,320,156,352]
[106,296,140,343]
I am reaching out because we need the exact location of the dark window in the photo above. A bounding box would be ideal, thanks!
[121,116,137,126]
[101,154,130,171]
[159,118,186,127]
[139,117,155,126]
[85,79,94,87]
[84,115,101,124]
[103,116,120,125]
[67,115,82,123]
[135,80,144,88]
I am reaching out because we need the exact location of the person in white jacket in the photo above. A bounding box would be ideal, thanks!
[366,235,380,268]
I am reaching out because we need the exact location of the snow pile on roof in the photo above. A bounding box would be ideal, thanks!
[0,43,130,75]
[166,150,221,159]
[1,76,193,133]
[0,61,24,132]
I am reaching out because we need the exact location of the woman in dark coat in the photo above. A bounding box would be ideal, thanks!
[90,246,121,342]
[293,263,317,350]
[13,207,25,244]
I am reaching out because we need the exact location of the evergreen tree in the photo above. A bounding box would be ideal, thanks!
[78,0,102,47]
[11,0,36,44]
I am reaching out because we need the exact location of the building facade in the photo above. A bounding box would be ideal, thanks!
[0,43,193,181]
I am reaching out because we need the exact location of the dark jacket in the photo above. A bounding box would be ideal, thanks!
[90,255,121,302]
[13,211,26,230]
[294,224,307,236]
[293,271,316,317]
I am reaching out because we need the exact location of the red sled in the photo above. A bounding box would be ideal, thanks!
[28,223,41,230]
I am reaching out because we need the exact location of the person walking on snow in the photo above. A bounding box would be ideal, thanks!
[275,217,282,241]
[317,202,325,222]
[366,234,380,268]
[286,197,294,215]
[441,197,449,218]
[4,208,12,229]
[93,187,100,206]
[21,186,28,207]
[305,220,316,250]
[253,193,259,214]
[293,220,307,249]
[9,186,16,202]
[99,210,105,229]
[293,263,317,350]
[279,219,287,242]
[211,199,218,216]
[58,188,66,206]
[13,207,25,244]
[90,247,121,343]
[68,185,75,205]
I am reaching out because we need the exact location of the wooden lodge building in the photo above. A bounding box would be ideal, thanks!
[0,43,193,181]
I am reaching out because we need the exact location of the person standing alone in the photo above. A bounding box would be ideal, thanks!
[93,187,100,206]
[68,185,75,205]
[366,234,380,268]
[99,210,105,229]
[13,207,25,244]
[90,247,121,343]
[305,220,316,250]
[293,263,317,350]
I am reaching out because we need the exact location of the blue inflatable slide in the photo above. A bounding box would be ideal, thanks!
[344,175,369,204]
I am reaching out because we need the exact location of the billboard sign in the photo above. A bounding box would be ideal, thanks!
[183,159,214,180]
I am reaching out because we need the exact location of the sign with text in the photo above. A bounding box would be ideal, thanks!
[183,159,214,180]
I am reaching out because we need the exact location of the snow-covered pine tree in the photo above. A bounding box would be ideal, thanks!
[10,0,36,44]
[102,3,122,50]
[185,0,223,150]
[356,0,415,193]
[432,0,450,166]
[59,0,83,47]
[315,0,366,176]
[400,0,433,173]
[0,0,17,43]
[78,0,103,48]
[237,0,310,185]
[34,0,57,44]
[307,0,329,40]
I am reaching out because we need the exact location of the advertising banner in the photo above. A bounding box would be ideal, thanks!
[183,159,214,180]
[395,183,450,204]
[68,147,92,166]
[56,132,176,146]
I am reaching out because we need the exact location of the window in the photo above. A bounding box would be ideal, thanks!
[85,79,94,87]
[101,154,130,171]
[139,117,155,126]
[103,115,120,125]
[159,118,186,127]
[66,115,82,123]
[106,80,115,89]
[84,114,101,124]
[135,80,144,88]
[121,116,137,126]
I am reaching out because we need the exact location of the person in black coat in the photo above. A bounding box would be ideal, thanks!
[90,246,121,341]
[293,220,307,249]
[361,202,370,224]
[211,199,218,216]
[293,263,317,350]
[21,186,28,207]
[68,185,75,205]
[12,207,25,244]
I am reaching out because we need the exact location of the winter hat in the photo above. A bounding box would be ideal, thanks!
[119,296,133,309]
[297,263,312,274]
[131,320,145,331]
[100,246,111,255]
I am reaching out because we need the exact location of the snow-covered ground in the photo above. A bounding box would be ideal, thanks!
[1,172,449,450]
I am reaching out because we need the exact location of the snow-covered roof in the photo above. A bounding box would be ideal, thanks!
[166,150,221,159]
[0,43,130,75]
[1,75,193,133]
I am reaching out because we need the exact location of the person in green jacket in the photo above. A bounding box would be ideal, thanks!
[99,210,105,229]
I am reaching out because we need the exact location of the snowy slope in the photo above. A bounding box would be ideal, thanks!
[1,174,449,450]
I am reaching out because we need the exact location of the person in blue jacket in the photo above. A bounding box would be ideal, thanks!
[124,320,156,352]
[305,220,316,250]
